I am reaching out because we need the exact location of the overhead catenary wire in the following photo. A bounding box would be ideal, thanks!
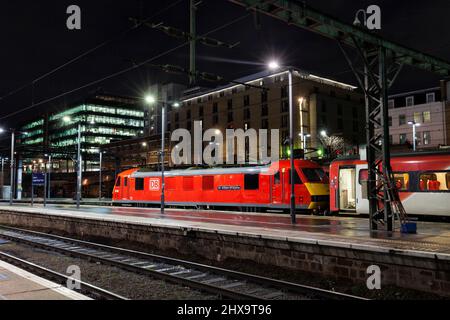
[0,13,251,122]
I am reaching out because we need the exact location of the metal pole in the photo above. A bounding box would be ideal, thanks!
[99,151,102,200]
[412,124,417,151]
[161,103,165,215]
[288,69,296,224]
[76,123,82,209]
[43,167,47,208]
[189,0,196,87]
[47,155,51,199]
[9,131,15,206]
[380,47,393,232]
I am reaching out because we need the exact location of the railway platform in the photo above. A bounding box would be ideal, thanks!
[0,203,449,297]
[0,258,90,300]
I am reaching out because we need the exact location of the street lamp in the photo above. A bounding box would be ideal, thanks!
[145,94,180,215]
[63,116,82,209]
[408,121,421,151]
[267,61,296,224]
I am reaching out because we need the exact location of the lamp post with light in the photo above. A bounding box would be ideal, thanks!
[408,121,421,151]
[268,61,296,224]
[144,95,180,215]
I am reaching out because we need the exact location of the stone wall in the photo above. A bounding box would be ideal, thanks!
[0,210,448,297]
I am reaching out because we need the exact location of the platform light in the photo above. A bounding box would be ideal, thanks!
[0,128,4,134]
[320,130,328,137]
[141,142,148,147]
[172,102,180,108]
[63,116,71,123]
[145,95,156,105]
[268,60,280,70]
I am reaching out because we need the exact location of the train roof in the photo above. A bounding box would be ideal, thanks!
[332,150,450,164]
[131,165,271,178]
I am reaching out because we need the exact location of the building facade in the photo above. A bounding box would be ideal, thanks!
[387,87,447,149]
[18,93,144,173]
[104,67,365,168]
[171,67,364,161]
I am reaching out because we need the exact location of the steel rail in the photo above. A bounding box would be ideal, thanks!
[0,225,368,300]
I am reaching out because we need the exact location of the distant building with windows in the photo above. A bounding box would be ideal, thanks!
[18,93,144,173]
[387,86,447,149]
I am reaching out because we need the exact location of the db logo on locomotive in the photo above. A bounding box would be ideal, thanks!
[149,179,160,191]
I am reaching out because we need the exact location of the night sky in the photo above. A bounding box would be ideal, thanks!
[1,0,449,130]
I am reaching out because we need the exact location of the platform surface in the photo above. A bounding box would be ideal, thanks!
[1,203,450,260]
[0,259,91,300]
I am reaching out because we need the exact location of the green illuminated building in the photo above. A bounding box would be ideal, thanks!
[18,93,144,173]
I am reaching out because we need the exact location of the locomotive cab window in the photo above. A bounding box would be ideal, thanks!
[115,177,121,187]
[135,178,144,191]
[393,173,409,191]
[288,170,303,185]
[302,168,327,183]
[244,174,259,190]
[124,177,128,187]
[419,172,450,192]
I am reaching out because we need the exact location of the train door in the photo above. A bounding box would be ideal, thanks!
[355,165,369,214]
[123,176,130,199]
[272,171,283,204]
[338,167,357,212]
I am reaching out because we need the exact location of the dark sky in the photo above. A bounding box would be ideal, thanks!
[1,0,449,129]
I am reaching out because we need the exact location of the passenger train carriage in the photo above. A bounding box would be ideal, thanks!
[113,160,329,212]
[330,152,450,216]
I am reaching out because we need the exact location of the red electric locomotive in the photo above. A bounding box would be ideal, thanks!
[112,160,329,212]
[329,151,450,216]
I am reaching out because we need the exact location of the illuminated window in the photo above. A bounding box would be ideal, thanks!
[393,173,409,191]
[419,172,450,192]
[423,111,431,123]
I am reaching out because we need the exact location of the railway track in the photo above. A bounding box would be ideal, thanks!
[0,225,368,300]
[0,250,127,300]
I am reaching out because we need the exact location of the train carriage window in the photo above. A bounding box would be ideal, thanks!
[115,177,121,187]
[124,177,128,187]
[135,178,144,191]
[419,172,450,192]
[244,174,259,190]
[183,176,194,191]
[288,170,303,185]
[202,176,214,190]
[274,172,281,185]
[393,173,409,191]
